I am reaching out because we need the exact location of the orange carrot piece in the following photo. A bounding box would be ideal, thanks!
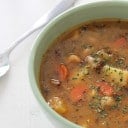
[58,64,68,81]
[70,85,87,102]
[96,82,113,96]
[113,37,126,48]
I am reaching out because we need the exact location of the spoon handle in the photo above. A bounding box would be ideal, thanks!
[6,0,76,54]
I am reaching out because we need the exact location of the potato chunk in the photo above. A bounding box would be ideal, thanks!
[48,97,67,114]
[102,65,128,86]
[67,54,81,63]
[70,66,89,82]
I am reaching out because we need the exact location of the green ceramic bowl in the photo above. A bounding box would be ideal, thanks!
[29,1,128,128]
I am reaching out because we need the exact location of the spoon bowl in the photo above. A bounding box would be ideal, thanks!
[0,52,10,77]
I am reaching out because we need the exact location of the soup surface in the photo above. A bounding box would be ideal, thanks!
[40,19,128,128]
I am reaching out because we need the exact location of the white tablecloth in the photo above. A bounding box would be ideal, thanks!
[0,0,107,128]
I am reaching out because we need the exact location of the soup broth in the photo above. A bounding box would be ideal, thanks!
[40,19,128,128]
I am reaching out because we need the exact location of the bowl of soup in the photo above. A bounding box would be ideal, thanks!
[29,1,128,128]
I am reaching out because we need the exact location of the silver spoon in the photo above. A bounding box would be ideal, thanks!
[0,0,76,77]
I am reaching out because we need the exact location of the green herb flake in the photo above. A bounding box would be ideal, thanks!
[115,95,122,102]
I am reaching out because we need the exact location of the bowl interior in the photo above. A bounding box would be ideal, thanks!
[29,1,128,128]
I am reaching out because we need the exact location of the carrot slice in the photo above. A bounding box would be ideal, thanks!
[58,64,68,81]
[113,37,126,48]
[70,85,87,102]
[96,82,113,96]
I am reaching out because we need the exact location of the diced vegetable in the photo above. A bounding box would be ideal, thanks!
[67,54,81,63]
[70,66,89,83]
[70,85,87,102]
[102,65,128,86]
[76,67,89,78]
[48,97,67,114]
[96,82,114,96]
[58,64,68,81]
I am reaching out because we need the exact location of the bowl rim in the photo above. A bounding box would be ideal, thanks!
[28,0,128,127]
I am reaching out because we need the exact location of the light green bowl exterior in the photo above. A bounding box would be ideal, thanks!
[29,1,128,128]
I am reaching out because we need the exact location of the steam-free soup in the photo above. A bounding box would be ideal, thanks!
[40,19,128,128]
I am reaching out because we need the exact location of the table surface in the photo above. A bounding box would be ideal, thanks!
[0,0,107,128]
